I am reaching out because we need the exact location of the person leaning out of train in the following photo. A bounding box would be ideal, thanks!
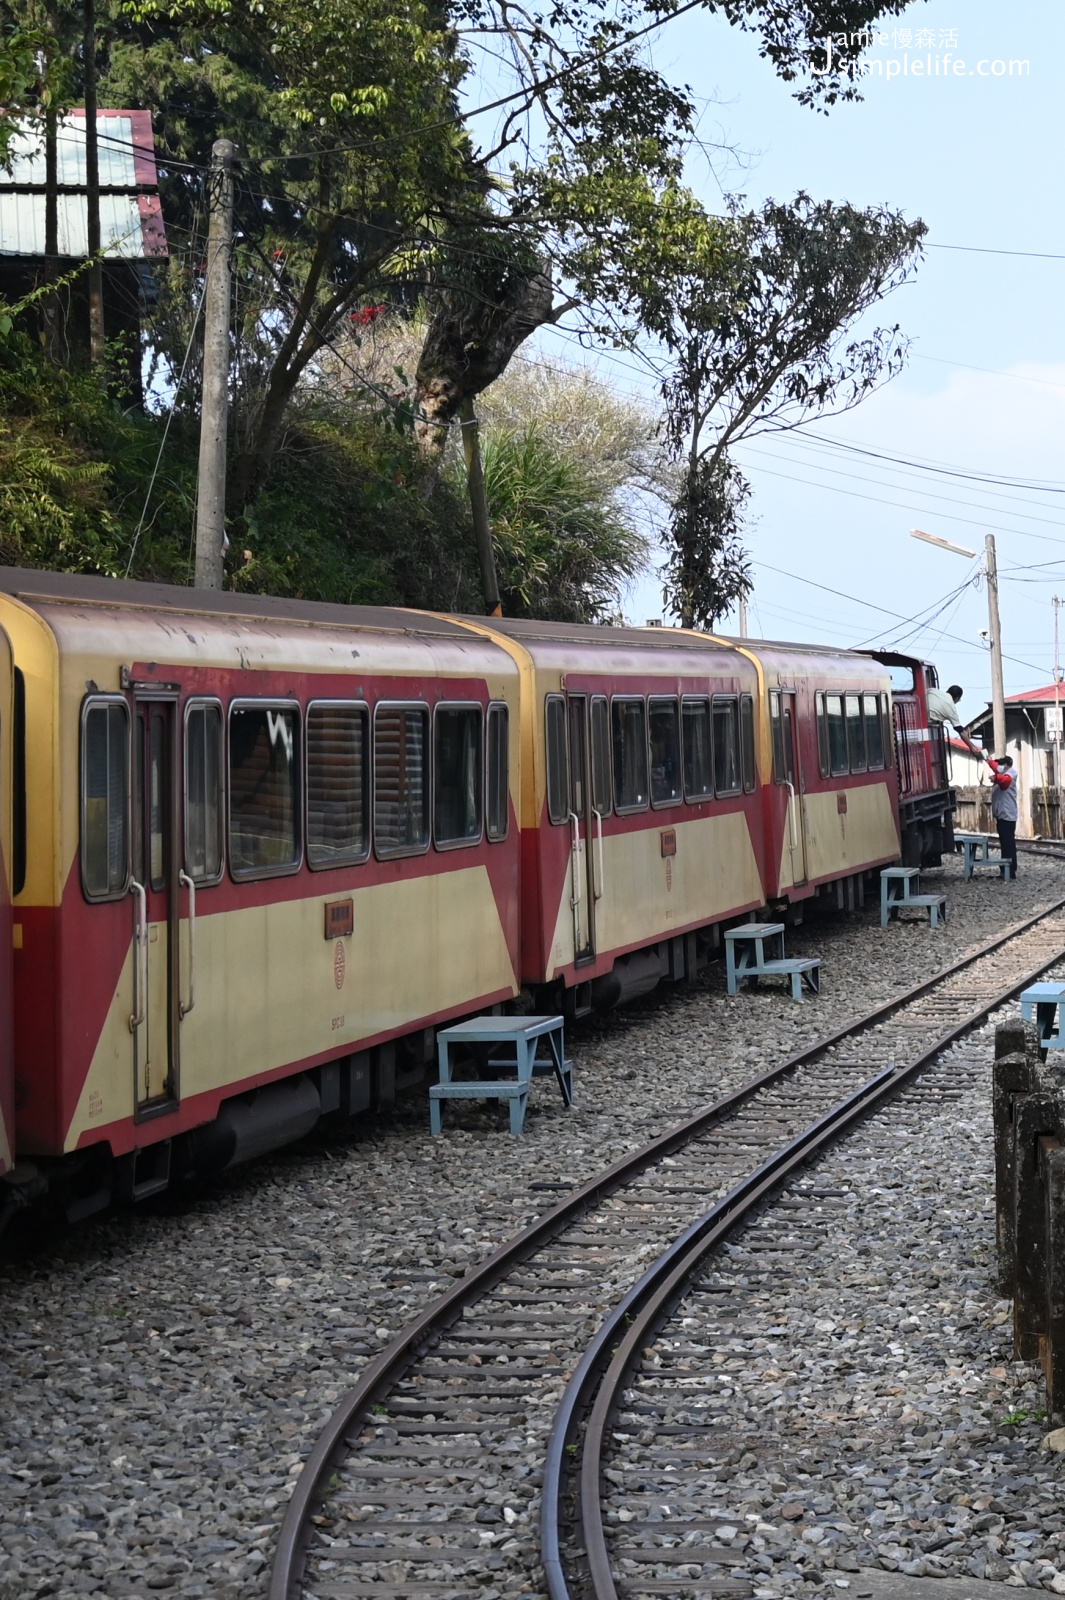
[926,682,965,728]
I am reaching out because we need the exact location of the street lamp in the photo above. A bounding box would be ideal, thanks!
[910,528,1007,755]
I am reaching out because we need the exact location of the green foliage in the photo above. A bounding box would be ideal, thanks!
[0,331,479,604]
[0,25,50,170]
[227,407,480,608]
[664,455,752,630]
[657,192,926,628]
[474,426,648,623]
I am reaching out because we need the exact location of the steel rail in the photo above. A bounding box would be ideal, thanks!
[270,893,1065,1600]
[545,931,1065,1600]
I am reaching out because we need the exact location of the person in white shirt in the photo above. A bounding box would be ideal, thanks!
[926,683,964,728]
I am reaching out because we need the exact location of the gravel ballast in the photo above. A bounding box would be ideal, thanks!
[0,852,1063,1600]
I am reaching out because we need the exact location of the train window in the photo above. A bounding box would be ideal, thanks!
[435,704,483,848]
[612,697,649,813]
[374,704,430,858]
[306,702,369,869]
[740,694,756,794]
[185,700,224,883]
[649,699,682,807]
[545,696,569,825]
[568,698,587,816]
[590,696,612,817]
[148,710,167,892]
[81,698,130,900]
[815,692,830,778]
[863,693,885,770]
[682,698,713,802]
[825,694,848,777]
[486,703,510,841]
[770,691,785,782]
[229,703,301,878]
[846,694,867,773]
[712,696,740,797]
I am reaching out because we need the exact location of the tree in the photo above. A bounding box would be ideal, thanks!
[0,0,929,602]
[104,0,923,513]
[0,24,51,171]
[656,192,926,627]
[473,425,649,622]
[663,454,752,630]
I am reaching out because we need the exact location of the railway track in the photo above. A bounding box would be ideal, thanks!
[269,896,1065,1600]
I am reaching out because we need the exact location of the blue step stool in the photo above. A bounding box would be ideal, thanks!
[723,922,821,1002]
[955,831,1014,880]
[881,866,947,927]
[429,1014,574,1135]
[1020,983,1065,1052]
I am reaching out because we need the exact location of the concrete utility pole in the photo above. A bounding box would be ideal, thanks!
[1053,596,1063,825]
[83,0,105,364]
[194,138,236,589]
[738,595,749,638]
[459,398,502,617]
[985,533,1008,757]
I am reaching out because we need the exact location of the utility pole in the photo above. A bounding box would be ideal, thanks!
[194,138,236,589]
[41,4,61,362]
[985,533,1008,757]
[1054,596,1063,833]
[459,398,502,617]
[738,595,748,638]
[83,0,105,364]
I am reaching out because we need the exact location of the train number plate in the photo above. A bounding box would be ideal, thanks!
[324,898,354,939]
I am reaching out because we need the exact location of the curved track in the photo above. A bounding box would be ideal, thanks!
[270,896,1065,1600]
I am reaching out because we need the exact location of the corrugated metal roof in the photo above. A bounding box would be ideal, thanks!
[0,191,150,257]
[7,115,139,187]
[0,110,167,260]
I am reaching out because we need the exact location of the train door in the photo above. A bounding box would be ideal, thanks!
[771,689,808,886]
[131,692,181,1115]
[565,694,597,962]
[0,625,13,1176]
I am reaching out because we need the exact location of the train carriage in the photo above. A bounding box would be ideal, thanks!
[3,571,521,1213]
[0,566,957,1220]
[869,650,956,864]
[463,619,768,1011]
[0,619,13,1182]
[730,641,901,907]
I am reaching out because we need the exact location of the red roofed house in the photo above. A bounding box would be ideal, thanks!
[0,109,168,397]
[959,682,1065,838]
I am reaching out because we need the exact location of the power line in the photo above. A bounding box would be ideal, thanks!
[739,439,1065,532]
[752,559,1047,676]
[732,454,1065,550]
[798,428,1065,494]
[926,241,1065,262]
[912,353,1065,392]
[126,253,210,577]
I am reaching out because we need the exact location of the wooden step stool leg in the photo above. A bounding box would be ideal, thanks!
[430,1094,444,1135]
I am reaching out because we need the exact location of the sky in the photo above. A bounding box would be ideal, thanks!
[483,0,1065,718]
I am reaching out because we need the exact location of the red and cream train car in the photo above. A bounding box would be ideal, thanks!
[0,618,14,1182]
[0,568,945,1219]
[741,642,900,907]
[3,571,521,1214]
[468,619,767,1011]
